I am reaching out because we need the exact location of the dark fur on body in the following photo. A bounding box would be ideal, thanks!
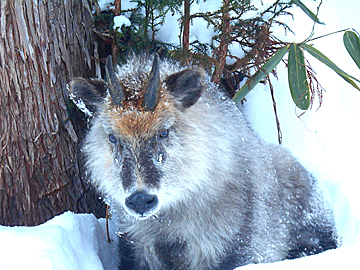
[70,55,338,270]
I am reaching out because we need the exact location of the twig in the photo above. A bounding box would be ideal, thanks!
[303,0,323,43]
[267,75,282,144]
[306,28,349,43]
[106,205,112,243]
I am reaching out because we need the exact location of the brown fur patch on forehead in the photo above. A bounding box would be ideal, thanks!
[105,93,175,140]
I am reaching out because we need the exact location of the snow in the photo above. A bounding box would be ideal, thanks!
[0,1,359,270]
[97,0,112,11]
[0,212,119,270]
[113,15,131,32]
[69,92,93,117]
[239,242,360,270]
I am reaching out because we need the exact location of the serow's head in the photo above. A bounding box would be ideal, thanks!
[69,55,205,219]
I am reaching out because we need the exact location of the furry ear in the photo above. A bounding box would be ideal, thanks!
[165,67,205,109]
[69,78,108,116]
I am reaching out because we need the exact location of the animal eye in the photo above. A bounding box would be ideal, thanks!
[108,134,117,143]
[159,129,169,139]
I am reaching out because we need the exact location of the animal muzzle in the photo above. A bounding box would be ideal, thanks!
[125,191,159,217]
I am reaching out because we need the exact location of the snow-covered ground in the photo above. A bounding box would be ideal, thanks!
[0,212,119,270]
[1,1,359,269]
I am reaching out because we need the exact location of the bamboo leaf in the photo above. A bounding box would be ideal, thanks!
[288,43,310,110]
[232,45,290,104]
[292,0,325,25]
[301,43,360,90]
[343,30,360,70]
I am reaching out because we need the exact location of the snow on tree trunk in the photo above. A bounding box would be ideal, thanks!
[0,0,105,226]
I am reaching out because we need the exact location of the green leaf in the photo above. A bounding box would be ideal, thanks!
[232,44,290,104]
[292,0,325,25]
[343,30,360,70]
[288,43,310,110]
[301,43,360,91]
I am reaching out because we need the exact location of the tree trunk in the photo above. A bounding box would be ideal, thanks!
[182,0,190,51]
[0,0,105,226]
[211,0,231,85]
[114,0,121,16]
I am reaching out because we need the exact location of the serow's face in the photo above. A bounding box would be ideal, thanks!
[70,54,205,219]
[104,109,173,219]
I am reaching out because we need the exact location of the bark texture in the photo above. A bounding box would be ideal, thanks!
[211,0,231,85]
[182,0,190,51]
[0,0,105,226]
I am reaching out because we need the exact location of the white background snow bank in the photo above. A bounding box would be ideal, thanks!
[0,1,359,269]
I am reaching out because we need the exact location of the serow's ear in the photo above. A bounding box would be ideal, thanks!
[69,78,108,116]
[165,67,205,109]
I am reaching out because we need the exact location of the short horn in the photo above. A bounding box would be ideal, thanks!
[143,54,160,111]
[105,55,125,106]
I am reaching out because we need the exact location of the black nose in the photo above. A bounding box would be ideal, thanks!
[125,192,158,215]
